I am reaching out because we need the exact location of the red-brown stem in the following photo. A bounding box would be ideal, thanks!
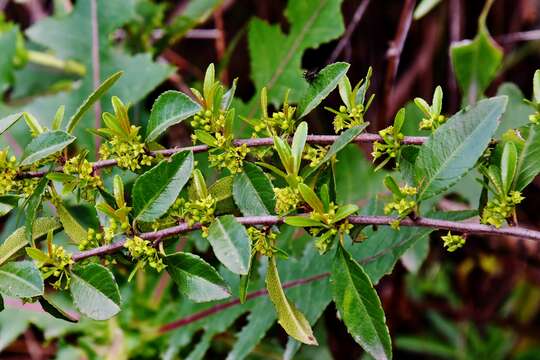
[22,133,427,178]
[327,0,371,64]
[158,272,330,333]
[378,0,416,129]
[71,215,540,262]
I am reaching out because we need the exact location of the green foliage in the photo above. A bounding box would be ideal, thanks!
[207,215,251,275]
[0,260,43,298]
[332,245,392,360]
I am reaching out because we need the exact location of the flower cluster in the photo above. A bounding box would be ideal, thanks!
[169,195,216,236]
[414,86,446,131]
[303,145,328,168]
[37,245,74,290]
[529,111,540,125]
[99,125,153,171]
[481,191,524,228]
[372,125,404,169]
[124,236,165,272]
[307,203,354,254]
[441,232,466,252]
[248,227,277,257]
[208,142,250,174]
[274,186,301,215]
[81,218,130,251]
[333,104,367,133]
[0,148,18,196]
[63,153,103,201]
[384,183,417,229]
[191,109,225,134]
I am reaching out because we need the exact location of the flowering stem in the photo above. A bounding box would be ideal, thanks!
[71,214,540,262]
[22,133,426,178]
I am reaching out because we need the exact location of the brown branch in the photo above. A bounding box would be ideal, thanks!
[377,0,416,129]
[327,0,371,64]
[71,214,540,262]
[22,133,427,178]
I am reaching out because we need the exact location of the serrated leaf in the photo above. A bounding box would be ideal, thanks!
[415,97,507,200]
[297,62,350,118]
[66,71,123,133]
[0,195,19,217]
[146,90,202,142]
[450,28,502,104]
[20,130,76,166]
[233,163,275,216]
[304,124,368,177]
[266,256,317,345]
[165,252,231,302]
[513,124,540,191]
[0,217,61,266]
[69,263,121,320]
[247,0,345,108]
[0,261,44,298]
[25,176,49,244]
[57,204,87,244]
[332,245,391,360]
[207,215,251,275]
[0,113,23,135]
[133,151,194,222]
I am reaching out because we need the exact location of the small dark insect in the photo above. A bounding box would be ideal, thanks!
[303,68,321,84]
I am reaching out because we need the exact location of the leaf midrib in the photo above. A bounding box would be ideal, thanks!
[0,268,41,295]
[418,105,499,199]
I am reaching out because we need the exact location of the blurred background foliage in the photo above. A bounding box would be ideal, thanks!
[1,0,540,358]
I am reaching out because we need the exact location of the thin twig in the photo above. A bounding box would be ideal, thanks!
[378,0,416,129]
[497,30,540,44]
[327,0,371,64]
[90,0,102,156]
[72,215,540,262]
[21,133,427,178]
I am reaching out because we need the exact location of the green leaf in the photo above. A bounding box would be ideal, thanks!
[415,96,507,200]
[25,0,172,157]
[146,90,202,142]
[0,28,17,95]
[133,151,194,222]
[247,0,345,107]
[0,195,19,217]
[501,142,517,194]
[69,263,121,320]
[233,163,275,216]
[25,176,48,244]
[66,71,123,133]
[291,121,308,175]
[495,83,533,137]
[165,252,231,302]
[297,62,350,118]
[0,113,22,135]
[274,136,294,174]
[333,204,359,223]
[0,217,61,266]
[297,183,324,213]
[413,0,442,20]
[331,245,392,360]
[0,261,44,298]
[20,130,76,166]
[266,256,317,345]
[513,125,540,191]
[534,69,540,103]
[284,216,324,227]
[450,28,502,104]
[207,215,251,275]
[38,295,78,323]
[194,130,218,146]
[57,204,87,244]
[304,123,368,177]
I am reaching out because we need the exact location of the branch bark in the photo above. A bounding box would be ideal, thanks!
[72,214,540,262]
